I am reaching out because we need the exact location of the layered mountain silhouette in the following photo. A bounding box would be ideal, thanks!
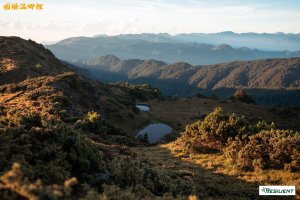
[46,33,300,65]
[80,55,300,89]
[2,36,298,106]
[170,32,300,51]
[78,55,300,106]
[99,32,300,51]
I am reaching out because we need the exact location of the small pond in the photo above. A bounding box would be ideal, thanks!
[137,123,173,144]
[136,104,150,112]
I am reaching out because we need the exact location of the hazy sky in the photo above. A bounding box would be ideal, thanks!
[1,0,300,42]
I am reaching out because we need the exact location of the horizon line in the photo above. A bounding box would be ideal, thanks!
[37,31,300,43]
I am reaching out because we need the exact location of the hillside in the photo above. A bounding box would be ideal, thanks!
[0,37,189,199]
[0,37,163,132]
[78,55,300,106]
[146,97,300,132]
[0,37,300,199]
[191,58,300,89]
[0,37,71,85]
[45,34,300,65]
[83,55,300,89]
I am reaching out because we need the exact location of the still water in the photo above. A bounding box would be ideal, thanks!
[137,123,173,144]
[136,104,150,111]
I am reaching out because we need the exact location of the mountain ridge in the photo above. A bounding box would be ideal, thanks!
[0,36,71,85]
[90,31,300,51]
[81,55,300,90]
[79,55,300,106]
[1,37,300,199]
[46,33,300,65]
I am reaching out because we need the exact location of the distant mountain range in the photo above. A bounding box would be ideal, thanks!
[78,55,300,106]
[45,32,300,65]
[1,35,300,106]
[170,32,300,51]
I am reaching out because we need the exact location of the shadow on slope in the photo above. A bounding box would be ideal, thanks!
[133,145,295,200]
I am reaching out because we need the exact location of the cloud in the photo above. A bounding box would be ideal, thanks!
[1,0,300,41]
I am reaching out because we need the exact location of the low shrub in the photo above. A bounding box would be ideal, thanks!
[0,115,105,185]
[224,130,300,171]
[180,107,274,153]
[74,111,126,137]
[81,184,191,200]
[107,157,194,196]
[231,89,255,104]
[74,111,102,132]
[0,163,77,200]
[18,111,43,129]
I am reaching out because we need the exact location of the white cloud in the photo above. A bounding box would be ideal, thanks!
[0,0,299,42]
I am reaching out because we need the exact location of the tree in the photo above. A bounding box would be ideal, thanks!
[232,89,255,104]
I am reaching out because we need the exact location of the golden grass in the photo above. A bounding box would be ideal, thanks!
[147,98,300,132]
[160,142,300,199]
[132,141,299,199]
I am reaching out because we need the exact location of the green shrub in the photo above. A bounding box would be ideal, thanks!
[81,184,189,200]
[0,118,105,185]
[74,111,102,132]
[73,111,127,138]
[231,89,255,104]
[99,184,156,200]
[0,163,77,200]
[107,157,193,196]
[74,119,85,130]
[180,107,299,172]
[85,111,101,131]
[224,130,300,171]
[87,111,101,123]
[180,107,273,153]
[18,111,43,129]
[102,135,141,146]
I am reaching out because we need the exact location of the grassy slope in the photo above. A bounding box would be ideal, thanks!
[146,97,300,132]
[133,144,298,200]
[133,98,300,199]
[1,37,299,199]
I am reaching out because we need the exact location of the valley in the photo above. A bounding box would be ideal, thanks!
[145,97,300,132]
[74,55,300,106]
[2,0,300,198]
[0,36,299,200]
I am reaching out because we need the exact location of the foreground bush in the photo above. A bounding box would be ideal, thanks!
[225,130,300,171]
[0,163,77,200]
[74,111,126,137]
[180,107,274,153]
[82,184,194,200]
[74,111,102,131]
[179,107,300,172]
[0,111,198,199]
[107,157,194,197]
[0,112,105,185]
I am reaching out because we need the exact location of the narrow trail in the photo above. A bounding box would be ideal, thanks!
[132,144,294,200]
